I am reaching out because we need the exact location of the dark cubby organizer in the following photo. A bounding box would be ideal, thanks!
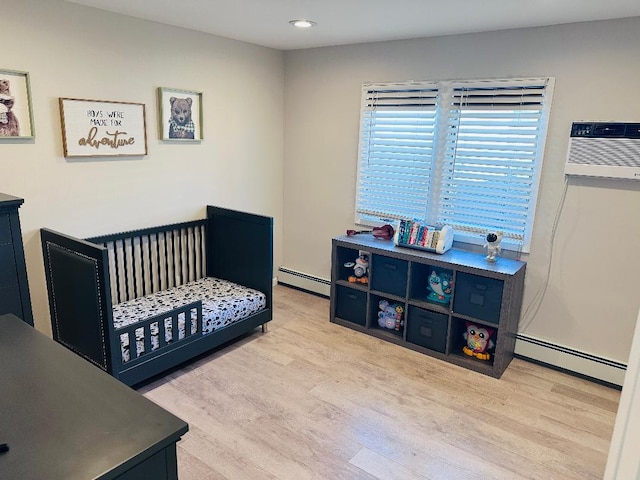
[330,234,526,378]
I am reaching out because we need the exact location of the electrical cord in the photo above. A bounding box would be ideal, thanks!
[519,176,569,331]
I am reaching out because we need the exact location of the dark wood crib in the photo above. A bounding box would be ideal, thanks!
[40,206,273,386]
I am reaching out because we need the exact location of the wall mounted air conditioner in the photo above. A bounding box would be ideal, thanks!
[565,122,640,179]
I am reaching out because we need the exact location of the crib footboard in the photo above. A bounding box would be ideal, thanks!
[40,228,117,373]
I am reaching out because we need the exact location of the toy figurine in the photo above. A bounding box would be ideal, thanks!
[378,300,404,331]
[484,231,503,262]
[426,269,453,304]
[462,322,494,361]
[344,254,369,284]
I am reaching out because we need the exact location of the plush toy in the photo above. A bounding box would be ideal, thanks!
[462,322,495,361]
[378,300,404,331]
[344,254,369,284]
[426,269,453,304]
[484,231,503,263]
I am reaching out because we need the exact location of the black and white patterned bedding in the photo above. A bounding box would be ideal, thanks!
[114,277,266,362]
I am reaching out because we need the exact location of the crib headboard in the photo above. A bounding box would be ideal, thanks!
[206,206,273,312]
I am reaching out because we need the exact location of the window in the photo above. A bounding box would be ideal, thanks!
[355,77,554,252]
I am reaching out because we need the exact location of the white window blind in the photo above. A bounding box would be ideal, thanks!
[356,83,438,222]
[355,77,554,252]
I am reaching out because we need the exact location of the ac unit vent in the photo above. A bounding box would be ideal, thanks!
[565,122,640,180]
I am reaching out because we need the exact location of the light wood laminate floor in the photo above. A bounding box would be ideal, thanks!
[140,285,620,480]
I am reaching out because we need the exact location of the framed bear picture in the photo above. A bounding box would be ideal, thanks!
[0,69,35,140]
[157,87,203,141]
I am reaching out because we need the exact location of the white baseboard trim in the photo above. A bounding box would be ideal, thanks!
[277,266,331,296]
[515,334,627,386]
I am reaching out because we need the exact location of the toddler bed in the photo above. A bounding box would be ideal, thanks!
[40,205,273,386]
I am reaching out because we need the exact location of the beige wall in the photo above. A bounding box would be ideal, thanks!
[283,18,640,369]
[3,0,284,334]
[5,0,640,376]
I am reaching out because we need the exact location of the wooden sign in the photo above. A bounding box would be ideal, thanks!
[59,98,147,157]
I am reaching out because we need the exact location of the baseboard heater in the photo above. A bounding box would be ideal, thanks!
[277,267,330,297]
[515,333,626,387]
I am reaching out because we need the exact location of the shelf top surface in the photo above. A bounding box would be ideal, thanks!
[334,234,525,276]
[0,192,24,208]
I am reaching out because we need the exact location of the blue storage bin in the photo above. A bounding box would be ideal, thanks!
[371,254,408,298]
[453,272,503,324]
[335,285,367,326]
[407,306,448,353]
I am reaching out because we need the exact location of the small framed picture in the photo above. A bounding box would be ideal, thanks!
[0,69,35,139]
[59,98,148,157]
[157,87,203,141]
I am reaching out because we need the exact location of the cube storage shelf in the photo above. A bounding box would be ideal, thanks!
[330,234,526,378]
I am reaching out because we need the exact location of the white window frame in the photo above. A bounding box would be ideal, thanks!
[355,77,554,253]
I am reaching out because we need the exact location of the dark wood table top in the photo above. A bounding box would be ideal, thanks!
[0,314,188,480]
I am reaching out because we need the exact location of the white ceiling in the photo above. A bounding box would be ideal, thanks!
[66,0,640,51]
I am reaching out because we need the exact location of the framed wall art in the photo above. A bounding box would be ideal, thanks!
[0,69,35,139]
[59,98,147,157]
[157,87,203,141]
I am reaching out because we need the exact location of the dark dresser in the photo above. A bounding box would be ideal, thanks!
[0,193,33,325]
[0,313,189,479]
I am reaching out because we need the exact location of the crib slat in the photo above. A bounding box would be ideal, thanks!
[143,324,151,356]
[163,231,170,290]
[140,236,146,297]
[197,225,204,278]
[132,238,139,300]
[171,230,177,287]
[154,233,160,292]
[176,229,182,286]
[183,228,189,283]
[113,241,122,304]
[186,228,191,281]
[158,317,167,348]
[122,238,129,301]
[147,235,155,293]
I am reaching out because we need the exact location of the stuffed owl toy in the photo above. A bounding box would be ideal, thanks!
[462,322,494,361]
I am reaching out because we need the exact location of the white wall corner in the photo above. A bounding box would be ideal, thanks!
[604,309,640,479]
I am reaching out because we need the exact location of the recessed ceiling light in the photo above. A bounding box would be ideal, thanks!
[289,19,317,28]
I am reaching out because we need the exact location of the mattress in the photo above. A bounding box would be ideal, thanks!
[114,277,266,362]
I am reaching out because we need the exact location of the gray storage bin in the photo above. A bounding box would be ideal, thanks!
[335,285,367,326]
[371,254,407,297]
[406,306,448,353]
[453,272,503,324]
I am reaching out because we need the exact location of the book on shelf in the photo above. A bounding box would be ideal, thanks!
[393,219,454,254]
